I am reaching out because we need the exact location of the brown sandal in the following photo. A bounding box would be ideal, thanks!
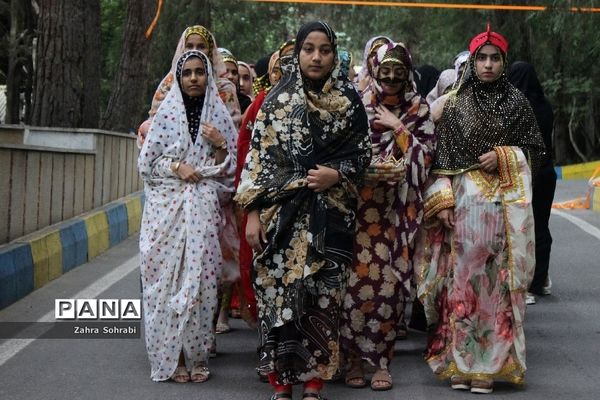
[344,363,366,388]
[470,378,494,394]
[171,366,190,383]
[450,374,470,390]
[190,365,210,383]
[370,368,393,391]
[216,322,231,334]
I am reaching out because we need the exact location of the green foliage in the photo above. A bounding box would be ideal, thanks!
[210,1,313,63]
[97,0,598,163]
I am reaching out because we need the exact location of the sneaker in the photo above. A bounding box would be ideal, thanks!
[450,375,470,390]
[526,292,536,305]
[470,379,493,394]
[542,277,552,295]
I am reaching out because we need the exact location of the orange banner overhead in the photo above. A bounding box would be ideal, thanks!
[145,0,165,40]
[249,0,600,13]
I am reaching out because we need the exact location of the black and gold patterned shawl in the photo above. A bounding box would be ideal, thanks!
[235,22,371,382]
[433,52,545,177]
[236,22,371,257]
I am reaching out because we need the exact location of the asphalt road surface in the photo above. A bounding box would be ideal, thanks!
[1,180,599,400]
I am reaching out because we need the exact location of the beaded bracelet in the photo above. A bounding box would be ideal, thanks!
[394,124,410,136]
[215,140,227,150]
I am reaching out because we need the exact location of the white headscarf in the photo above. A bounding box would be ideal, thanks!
[138,50,237,365]
[148,26,241,128]
[453,50,470,76]
[139,49,236,203]
[171,26,227,80]
[357,35,393,91]
[426,69,457,104]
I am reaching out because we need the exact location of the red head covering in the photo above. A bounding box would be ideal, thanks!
[469,23,509,55]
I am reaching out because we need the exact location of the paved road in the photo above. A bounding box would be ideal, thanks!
[1,180,599,400]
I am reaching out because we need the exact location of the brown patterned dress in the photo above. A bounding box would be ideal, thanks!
[340,42,436,370]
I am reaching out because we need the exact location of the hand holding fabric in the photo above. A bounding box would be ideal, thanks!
[307,165,340,193]
[437,207,455,229]
[478,151,498,173]
[374,104,404,132]
[138,119,152,147]
[245,210,267,252]
[201,122,226,147]
[176,163,202,183]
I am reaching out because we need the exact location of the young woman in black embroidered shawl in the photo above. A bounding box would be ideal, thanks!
[414,27,546,394]
[235,21,371,400]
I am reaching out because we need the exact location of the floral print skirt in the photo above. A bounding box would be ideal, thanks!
[417,164,533,385]
[340,183,413,370]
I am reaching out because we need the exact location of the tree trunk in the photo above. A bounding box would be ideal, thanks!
[188,0,212,30]
[5,0,36,124]
[31,0,101,128]
[82,0,101,128]
[100,0,155,132]
[6,0,23,124]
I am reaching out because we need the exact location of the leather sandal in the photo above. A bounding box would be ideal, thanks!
[216,322,231,334]
[171,366,190,383]
[344,363,367,388]
[450,374,470,390]
[190,365,210,383]
[471,378,494,394]
[370,368,393,391]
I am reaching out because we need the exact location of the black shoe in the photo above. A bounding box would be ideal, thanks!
[270,392,292,400]
[302,393,326,400]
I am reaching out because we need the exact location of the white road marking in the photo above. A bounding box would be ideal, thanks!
[0,255,139,367]
[552,209,600,242]
[2,209,598,367]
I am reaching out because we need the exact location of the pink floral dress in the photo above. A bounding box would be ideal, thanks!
[415,146,535,384]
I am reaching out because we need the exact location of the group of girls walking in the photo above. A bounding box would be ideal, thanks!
[137,20,547,400]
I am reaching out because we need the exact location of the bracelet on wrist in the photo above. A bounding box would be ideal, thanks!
[394,125,408,135]
[215,139,227,150]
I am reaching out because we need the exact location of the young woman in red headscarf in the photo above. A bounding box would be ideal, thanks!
[414,26,545,394]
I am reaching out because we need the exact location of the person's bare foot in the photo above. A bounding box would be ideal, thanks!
[171,366,190,383]
[344,362,366,388]
[370,368,393,391]
[190,364,210,383]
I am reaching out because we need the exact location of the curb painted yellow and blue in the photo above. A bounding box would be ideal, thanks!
[555,160,600,180]
[554,160,600,213]
[592,185,600,213]
[0,191,145,309]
